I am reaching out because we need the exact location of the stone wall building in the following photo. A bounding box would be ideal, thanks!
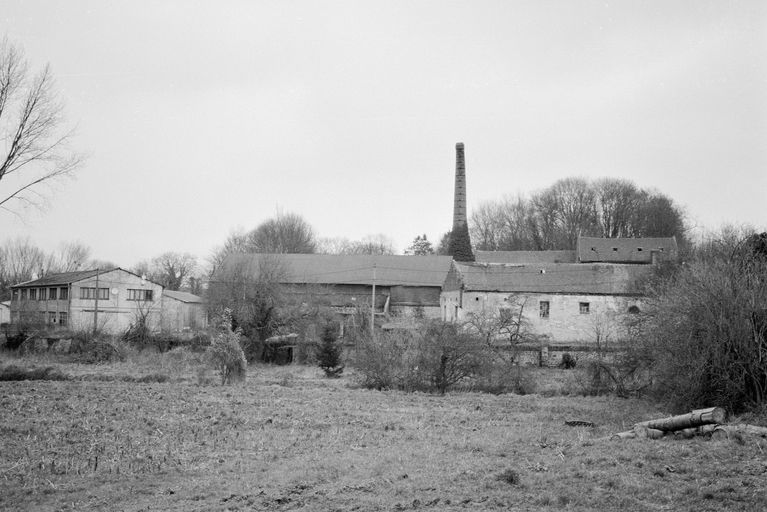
[441,261,649,346]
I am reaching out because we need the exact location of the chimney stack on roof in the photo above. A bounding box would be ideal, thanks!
[453,142,467,229]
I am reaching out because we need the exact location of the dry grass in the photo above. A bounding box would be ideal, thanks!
[0,355,765,511]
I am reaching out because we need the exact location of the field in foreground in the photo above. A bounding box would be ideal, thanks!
[1,360,766,511]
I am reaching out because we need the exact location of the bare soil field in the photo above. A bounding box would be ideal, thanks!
[1,357,766,511]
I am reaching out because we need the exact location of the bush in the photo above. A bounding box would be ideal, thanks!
[316,323,344,378]
[208,327,247,385]
[353,321,487,394]
[633,232,767,412]
[70,335,128,364]
[559,353,577,369]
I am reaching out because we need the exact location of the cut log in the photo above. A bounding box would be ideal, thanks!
[676,424,719,439]
[712,424,767,440]
[635,407,727,432]
[633,425,665,439]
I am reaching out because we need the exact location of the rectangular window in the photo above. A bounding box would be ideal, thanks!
[59,287,68,300]
[579,302,590,314]
[20,288,27,300]
[128,289,153,301]
[48,311,56,324]
[80,287,109,300]
[39,288,47,300]
[49,288,57,300]
[29,288,37,300]
[539,301,550,318]
[59,312,68,327]
[12,289,19,300]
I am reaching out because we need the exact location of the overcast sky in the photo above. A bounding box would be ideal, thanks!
[2,0,765,267]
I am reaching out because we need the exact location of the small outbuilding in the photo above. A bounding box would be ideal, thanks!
[161,290,208,332]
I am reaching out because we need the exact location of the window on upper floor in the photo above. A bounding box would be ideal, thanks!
[59,287,68,300]
[39,288,47,300]
[20,288,27,300]
[579,302,590,314]
[81,287,109,300]
[29,288,37,300]
[49,288,57,300]
[128,289,153,301]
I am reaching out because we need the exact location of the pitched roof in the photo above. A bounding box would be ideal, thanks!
[163,290,204,303]
[221,254,453,287]
[11,268,117,288]
[475,250,576,264]
[450,262,651,295]
[577,236,678,263]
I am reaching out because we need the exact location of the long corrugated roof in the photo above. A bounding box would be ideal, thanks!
[451,262,651,295]
[221,254,453,287]
[577,236,678,263]
[476,250,576,264]
[11,268,117,288]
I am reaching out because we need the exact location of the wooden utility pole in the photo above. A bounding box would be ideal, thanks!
[93,268,100,334]
[370,263,376,338]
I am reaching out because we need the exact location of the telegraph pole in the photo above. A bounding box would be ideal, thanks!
[370,263,376,338]
[93,268,99,334]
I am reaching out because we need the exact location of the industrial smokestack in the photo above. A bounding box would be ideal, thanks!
[452,142,466,230]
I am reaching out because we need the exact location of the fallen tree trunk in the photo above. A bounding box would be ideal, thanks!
[712,424,767,440]
[635,407,727,432]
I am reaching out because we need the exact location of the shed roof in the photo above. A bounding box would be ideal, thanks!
[577,236,678,263]
[475,250,576,264]
[221,254,453,287]
[450,262,651,295]
[163,290,204,303]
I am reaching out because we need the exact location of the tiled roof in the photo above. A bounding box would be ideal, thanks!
[11,268,118,288]
[451,262,651,295]
[475,250,577,264]
[577,236,678,263]
[163,290,204,303]
[221,254,453,287]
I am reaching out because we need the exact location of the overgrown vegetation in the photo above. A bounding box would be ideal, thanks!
[626,230,767,413]
[207,310,247,385]
[354,320,487,393]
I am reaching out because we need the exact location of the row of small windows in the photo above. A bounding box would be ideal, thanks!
[14,287,153,301]
[16,287,69,300]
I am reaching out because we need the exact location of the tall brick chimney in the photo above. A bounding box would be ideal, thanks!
[452,142,467,230]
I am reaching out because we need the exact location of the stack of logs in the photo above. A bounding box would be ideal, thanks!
[610,407,767,440]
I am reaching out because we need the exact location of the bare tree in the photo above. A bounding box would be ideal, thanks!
[0,237,47,298]
[207,230,248,277]
[470,177,687,251]
[317,234,395,255]
[0,36,83,213]
[246,212,316,253]
[134,252,198,291]
[49,241,91,272]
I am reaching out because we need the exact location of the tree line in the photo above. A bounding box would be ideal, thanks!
[470,177,686,252]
